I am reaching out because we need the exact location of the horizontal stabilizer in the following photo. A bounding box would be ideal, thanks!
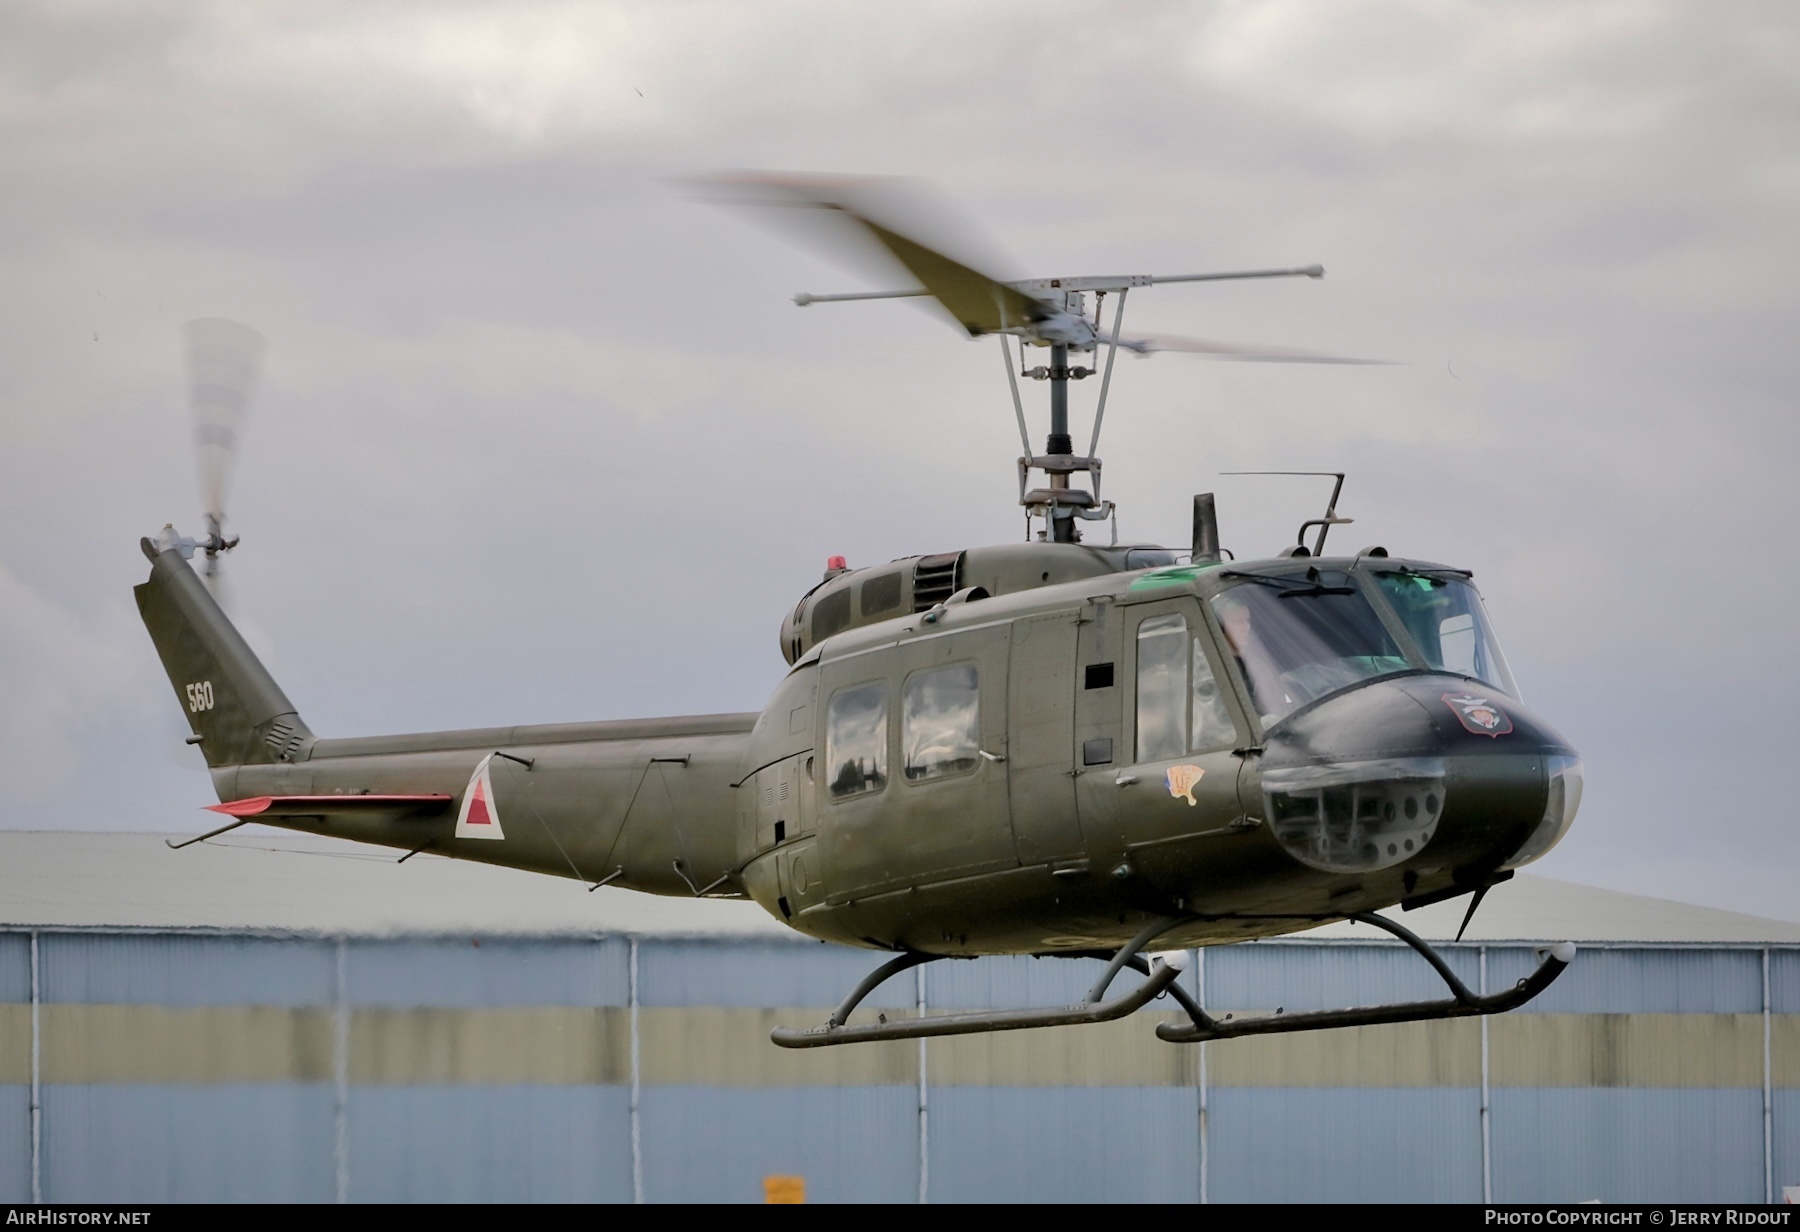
[206,794,452,818]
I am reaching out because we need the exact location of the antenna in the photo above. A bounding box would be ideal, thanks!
[1223,471,1354,556]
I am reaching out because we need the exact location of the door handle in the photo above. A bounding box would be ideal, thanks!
[1114,773,1139,786]
[979,749,1006,763]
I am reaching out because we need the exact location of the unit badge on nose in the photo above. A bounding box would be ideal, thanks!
[455,753,506,839]
[1442,693,1513,737]
[1165,764,1205,805]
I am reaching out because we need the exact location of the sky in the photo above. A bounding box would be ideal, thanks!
[1,1,1795,922]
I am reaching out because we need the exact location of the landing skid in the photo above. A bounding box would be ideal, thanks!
[769,912,1574,1049]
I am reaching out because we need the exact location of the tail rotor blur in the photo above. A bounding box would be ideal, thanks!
[183,318,265,592]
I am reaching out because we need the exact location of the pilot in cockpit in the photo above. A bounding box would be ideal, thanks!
[1213,590,1288,725]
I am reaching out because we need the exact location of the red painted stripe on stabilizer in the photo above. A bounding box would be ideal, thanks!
[204,794,452,817]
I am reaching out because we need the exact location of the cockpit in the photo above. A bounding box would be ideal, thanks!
[1205,563,1518,728]
[1179,557,1576,877]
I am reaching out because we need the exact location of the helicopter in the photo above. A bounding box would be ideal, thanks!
[137,176,1582,1049]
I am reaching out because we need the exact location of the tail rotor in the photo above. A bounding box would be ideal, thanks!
[183,318,265,591]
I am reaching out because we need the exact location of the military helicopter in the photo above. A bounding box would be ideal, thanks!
[137,176,1582,1049]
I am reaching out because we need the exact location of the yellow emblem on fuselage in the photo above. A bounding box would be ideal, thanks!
[1165,764,1205,806]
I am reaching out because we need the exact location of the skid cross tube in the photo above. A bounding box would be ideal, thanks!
[1156,912,1575,1043]
[828,952,943,1029]
[1086,915,1182,1004]
[771,951,1189,1049]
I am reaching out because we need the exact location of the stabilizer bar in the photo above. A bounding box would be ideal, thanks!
[770,952,1187,1049]
[1157,913,1575,1043]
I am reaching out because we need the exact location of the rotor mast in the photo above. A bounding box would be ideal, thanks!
[729,172,1340,543]
[1026,341,1101,543]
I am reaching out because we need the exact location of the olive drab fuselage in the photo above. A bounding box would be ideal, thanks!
[139,532,1579,958]
[732,550,1576,954]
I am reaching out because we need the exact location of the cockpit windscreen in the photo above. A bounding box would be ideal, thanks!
[1372,571,1519,698]
[1210,572,1408,724]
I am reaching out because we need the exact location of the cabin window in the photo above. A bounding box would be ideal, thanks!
[860,571,903,618]
[826,681,888,799]
[1136,614,1189,762]
[1136,613,1237,762]
[812,588,852,641]
[902,663,981,782]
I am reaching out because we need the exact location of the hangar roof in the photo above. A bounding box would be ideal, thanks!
[0,831,1795,944]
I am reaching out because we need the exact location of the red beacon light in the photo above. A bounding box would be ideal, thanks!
[826,555,847,571]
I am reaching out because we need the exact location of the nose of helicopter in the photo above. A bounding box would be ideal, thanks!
[1251,675,1582,877]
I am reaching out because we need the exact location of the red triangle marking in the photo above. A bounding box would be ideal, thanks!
[465,777,494,826]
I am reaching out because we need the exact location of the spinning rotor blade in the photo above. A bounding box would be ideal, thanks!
[184,318,264,583]
[186,318,264,520]
[862,219,1050,336]
[704,173,1049,337]
[1111,332,1387,365]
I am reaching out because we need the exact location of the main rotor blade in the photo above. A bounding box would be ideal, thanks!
[1110,332,1388,365]
[184,318,265,519]
[1011,266,1325,294]
[851,213,1051,336]
[703,173,1050,337]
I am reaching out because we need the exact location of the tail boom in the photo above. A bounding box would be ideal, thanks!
[137,535,751,897]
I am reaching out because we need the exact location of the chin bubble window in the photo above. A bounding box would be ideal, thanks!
[1262,757,1448,873]
[902,664,980,782]
[826,681,888,799]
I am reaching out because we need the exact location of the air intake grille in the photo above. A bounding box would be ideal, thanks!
[264,720,306,762]
[912,552,963,611]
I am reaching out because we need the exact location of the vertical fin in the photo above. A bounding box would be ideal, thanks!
[134,537,312,769]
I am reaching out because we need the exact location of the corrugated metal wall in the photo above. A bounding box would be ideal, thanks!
[2,930,1793,1204]
[0,934,30,1204]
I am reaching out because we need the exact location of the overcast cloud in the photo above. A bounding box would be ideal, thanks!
[1,1,1795,921]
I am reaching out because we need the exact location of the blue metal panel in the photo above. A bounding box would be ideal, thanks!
[1771,950,1800,1013]
[0,935,28,1003]
[926,951,1201,1011]
[1491,1088,1764,1203]
[347,1086,631,1202]
[346,937,627,1008]
[927,952,1108,1010]
[639,939,913,1009]
[1775,1090,1799,1203]
[0,1087,28,1203]
[640,1086,917,1203]
[1206,1087,1481,1203]
[1487,947,1762,1014]
[1205,942,1479,1013]
[41,1084,334,1202]
[929,1087,1198,1203]
[40,935,333,1007]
